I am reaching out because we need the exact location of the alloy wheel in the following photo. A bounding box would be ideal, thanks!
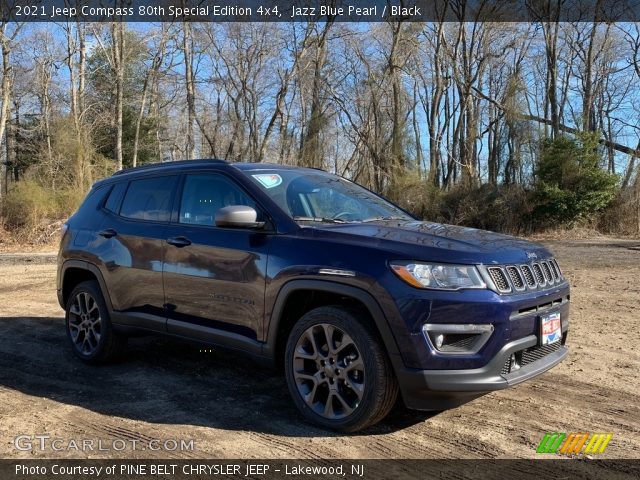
[68,292,102,355]
[292,323,365,419]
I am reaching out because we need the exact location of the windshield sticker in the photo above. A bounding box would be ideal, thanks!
[252,174,282,189]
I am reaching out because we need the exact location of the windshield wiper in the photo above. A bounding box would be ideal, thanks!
[361,216,407,223]
[293,216,349,224]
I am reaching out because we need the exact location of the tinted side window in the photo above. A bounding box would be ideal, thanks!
[120,176,177,222]
[104,182,127,213]
[179,174,258,226]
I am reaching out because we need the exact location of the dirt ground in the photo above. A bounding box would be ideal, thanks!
[0,239,638,461]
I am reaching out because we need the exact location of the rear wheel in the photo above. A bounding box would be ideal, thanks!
[285,306,398,432]
[65,280,126,364]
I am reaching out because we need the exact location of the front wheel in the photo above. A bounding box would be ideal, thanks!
[65,280,126,364]
[284,306,398,432]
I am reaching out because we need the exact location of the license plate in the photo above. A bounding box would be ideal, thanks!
[540,311,562,345]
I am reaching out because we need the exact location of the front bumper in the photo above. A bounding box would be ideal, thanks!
[396,333,568,410]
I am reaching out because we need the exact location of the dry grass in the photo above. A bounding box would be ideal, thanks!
[0,225,60,253]
[529,225,612,241]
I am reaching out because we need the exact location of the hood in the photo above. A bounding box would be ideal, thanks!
[307,220,551,265]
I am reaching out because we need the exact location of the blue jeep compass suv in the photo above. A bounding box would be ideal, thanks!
[57,160,569,431]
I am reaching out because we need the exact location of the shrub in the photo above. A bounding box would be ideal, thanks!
[2,181,55,229]
[386,169,441,220]
[29,117,114,192]
[432,184,532,234]
[532,134,618,227]
[2,181,85,234]
[598,186,640,236]
[386,169,533,234]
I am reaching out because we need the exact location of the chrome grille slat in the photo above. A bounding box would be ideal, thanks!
[552,259,563,280]
[532,263,546,286]
[506,266,525,290]
[520,265,536,288]
[488,267,511,293]
[548,260,559,281]
[541,261,554,283]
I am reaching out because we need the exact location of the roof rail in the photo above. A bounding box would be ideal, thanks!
[113,159,228,176]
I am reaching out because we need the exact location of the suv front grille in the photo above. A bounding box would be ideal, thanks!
[501,342,562,375]
[483,258,565,295]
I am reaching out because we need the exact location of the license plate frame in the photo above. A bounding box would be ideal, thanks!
[540,311,562,346]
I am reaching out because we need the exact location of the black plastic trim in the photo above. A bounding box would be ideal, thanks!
[168,319,264,357]
[396,333,568,410]
[58,260,114,312]
[263,279,404,370]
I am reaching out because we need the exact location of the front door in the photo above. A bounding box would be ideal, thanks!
[162,172,270,347]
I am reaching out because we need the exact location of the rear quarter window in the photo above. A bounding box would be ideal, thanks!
[77,185,109,214]
[120,176,177,222]
[69,184,110,229]
[103,182,127,213]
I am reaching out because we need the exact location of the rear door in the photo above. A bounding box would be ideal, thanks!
[162,171,270,347]
[98,175,178,332]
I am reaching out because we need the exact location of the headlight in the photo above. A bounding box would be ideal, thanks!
[390,262,486,290]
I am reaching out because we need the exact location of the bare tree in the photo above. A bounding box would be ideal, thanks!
[182,21,196,160]
[112,21,125,170]
[132,24,173,167]
[0,22,20,196]
[541,2,562,137]
[299,21,334,169]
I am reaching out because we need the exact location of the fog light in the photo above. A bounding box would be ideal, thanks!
[422,323,494,354]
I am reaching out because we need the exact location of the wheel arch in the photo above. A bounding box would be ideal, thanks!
[60,260,113,312]
[264,280,403,372]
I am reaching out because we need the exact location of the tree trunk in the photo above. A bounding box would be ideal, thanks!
[132,27,169,167]
[112,22,125,171]
[581,1,605,133]
[182,22,196,160]
[39,58,53,165]
[542,10,560,137]
[0,27,13,197]
[77,21,86,120]
[300,21,333,169]
[389,23,404,172]
[427,22,445,187]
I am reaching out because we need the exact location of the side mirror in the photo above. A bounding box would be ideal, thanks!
[215,205,265,229]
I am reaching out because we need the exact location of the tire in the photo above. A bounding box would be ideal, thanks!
[64,280,126,364]
[284,306,398,432]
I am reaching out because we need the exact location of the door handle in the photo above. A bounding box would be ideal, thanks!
[167,236,192,247]
[98,228,117,239]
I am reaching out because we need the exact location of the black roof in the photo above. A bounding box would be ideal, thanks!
[95,159,325,187]
[112,159,227,176]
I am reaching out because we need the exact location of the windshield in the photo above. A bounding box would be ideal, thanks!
[247,170,412,224]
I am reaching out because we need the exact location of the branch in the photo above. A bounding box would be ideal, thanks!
[471,86,640,158]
